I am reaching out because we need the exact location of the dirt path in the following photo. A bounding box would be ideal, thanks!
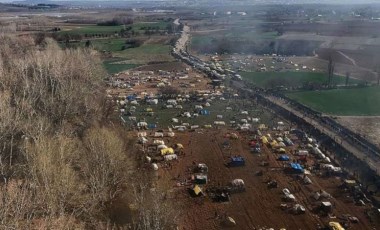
[337,51,357,66]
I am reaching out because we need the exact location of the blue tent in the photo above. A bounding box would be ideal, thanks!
[199,109,210,115]
[127,95,136,101]
[290,163,304,173]
[278,155,290,161]
[229,156,245,167]
[148,124,157,129]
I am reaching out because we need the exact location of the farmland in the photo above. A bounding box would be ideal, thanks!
[286,86,380,116]
[59,21,171,35]
[240,71,362,88]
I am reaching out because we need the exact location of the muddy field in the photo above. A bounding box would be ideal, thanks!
[150,129,377,230]
[336,116,380,149]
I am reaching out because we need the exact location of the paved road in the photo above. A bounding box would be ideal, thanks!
[266,95,380,175]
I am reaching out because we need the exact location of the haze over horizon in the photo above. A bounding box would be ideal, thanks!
[1,0,380,4]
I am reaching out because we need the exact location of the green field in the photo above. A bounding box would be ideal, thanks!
[103,58,139,74]
[286,86,380,116]
[61,21,171,35]
[61,25,125,35]
[240,71,362,88]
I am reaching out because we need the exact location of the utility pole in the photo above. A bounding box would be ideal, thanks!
[327,56,335,88]
[345,72,350,86]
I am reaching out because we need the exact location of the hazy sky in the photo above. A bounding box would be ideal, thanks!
[2,0,380,3]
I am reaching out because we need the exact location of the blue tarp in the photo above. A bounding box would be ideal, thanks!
[127,95,136,101]
[290,163,304,173]
[278,155,290,161]
[229,156,245,166]
[199,109,210,115]
[148,124,157,129]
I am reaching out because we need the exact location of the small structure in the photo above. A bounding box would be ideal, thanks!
[228,156,245,167]
[194,174,208,184]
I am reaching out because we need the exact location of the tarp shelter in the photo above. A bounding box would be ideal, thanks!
[175,143,184,149]
[127,95,136,101]
[258,124,267,130]
[231,179,245,189]
[161,148,174,156]
[270,140,278,148]
[197,163,208,173]
[146,108,153,112]
[321,201,332,213]
[329,222,345,230]
[199,109,210,115]
[164,154,178,161]
[344,179,356,187]
[303,176,312,184]
[195,174,208,184]
[148,124,157,129]
[261,136,268,144]
[278,155,290,161]
[290,163,304,173]
[192,185,203,196]
[278,148,286,153]
[229,156,245,167]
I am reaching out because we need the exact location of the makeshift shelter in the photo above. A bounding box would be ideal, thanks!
[175,143,184,149]
[192,185,204,196]
[164,154,178,161]
[329,222,345,230]
[148,124,157,129]
[197,163,208,173]
[231,179,245,191]
[153,140,165,145]
[278,148,286,153]
[229,156,245,167]
[270,140,278,148]
[152,163,158,171]
[157,144,168,150]
[278,155,290,161]
[161,148,174,156]
[321,201,332,213]
[303,176,312,184]
[261,136,268,144]
[194,174,208,184]
[290,163,304,173]
[199,109,210,115]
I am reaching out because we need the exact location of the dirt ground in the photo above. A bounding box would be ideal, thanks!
[149,129,376,230]
[336,116,380,149]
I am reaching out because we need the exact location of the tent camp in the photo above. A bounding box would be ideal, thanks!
[161,148,174,156]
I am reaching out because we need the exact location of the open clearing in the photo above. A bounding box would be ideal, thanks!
[286,86,380,116]
[240,71,362,88]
